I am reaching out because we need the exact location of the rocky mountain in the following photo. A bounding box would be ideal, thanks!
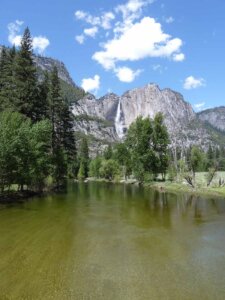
[1,45,224,152]
[72,83,225,151]
[198,107,225,132]
[34,55,76,87]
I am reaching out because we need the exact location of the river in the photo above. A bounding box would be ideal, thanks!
[0,182,225,299]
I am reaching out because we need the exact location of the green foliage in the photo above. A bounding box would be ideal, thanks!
[104,145,113,160]
[190,146,204,177]
[125,114,169,182]
[78,137,89,178]
[89,157,102,178]
[0,28,77,192]
[0,111,52,192]
[99,159,120,181]
[167,164,177,182]
[13,28,40,121]
[113,143,132,178]
[78,161,86,181]
[152,113,170,179]
[60,80,85,104]
[0,46,17,111]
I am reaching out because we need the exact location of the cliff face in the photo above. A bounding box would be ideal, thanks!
[71,83,225,150]
[119,84,195,134]
[33,55,77,87]
[198,107,225,132]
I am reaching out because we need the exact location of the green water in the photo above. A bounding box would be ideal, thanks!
[0,182,225,299]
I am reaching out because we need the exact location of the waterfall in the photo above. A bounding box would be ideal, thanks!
[115,98,124,139]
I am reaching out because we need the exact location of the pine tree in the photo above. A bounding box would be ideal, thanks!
[0,46,17,111]
[48,66,76,185]
[61,102,76,160]
[36,71,50,120]
[14,27,39,121]
[79,137,89,178]
[152,113,170,179]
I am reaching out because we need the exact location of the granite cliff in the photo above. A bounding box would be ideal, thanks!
[72,84,225,151]
[198,107,225,132]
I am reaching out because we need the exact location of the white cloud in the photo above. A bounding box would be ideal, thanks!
[84,27,98,38]
[101,12,115,29]
[173,53,185,61]
[165,16,174,24]
[75,10,87,20]
[8,20,50,53]
[114,0,153,34]
[75,0,184,83]
[8,20,23,46]
[183,76,205,90]
[93,17,184,70]
[194,102,205,109]
[75,35,85,44]
[33,36,50,54]
[75,10,100,26]
[115,66,141,82]
[81,75,100,93]
[115,0,152,21]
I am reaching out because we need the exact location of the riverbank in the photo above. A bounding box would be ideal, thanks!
[86,176,225,199]
[0,190,41,204]
[146,181,225,198]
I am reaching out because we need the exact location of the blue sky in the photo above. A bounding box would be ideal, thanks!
[0,0,225,111]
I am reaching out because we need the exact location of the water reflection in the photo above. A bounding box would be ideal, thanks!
[0,181,225,299]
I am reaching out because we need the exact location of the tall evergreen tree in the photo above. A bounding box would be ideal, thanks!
[48,66,76,185]
[152,113,170,179]
[36,71,50,120]
[14,27,39,121]
[78,137,89,178]
[0,46,17,111]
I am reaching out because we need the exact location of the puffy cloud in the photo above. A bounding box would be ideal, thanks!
[114,0,153,34]
[84,27,98,38]
[75,35,85,44]
[183,76,205,90]
[8,20,50,53]
[115,0,152,21]
[101,12,115,29]
[8,20,23,46]
[75,10,115,30]
[93,17,184,69]
[81,75,100,93]
[75,10,100,26]
[74,10,87,20]
[115,66,141,82]
[75,0,184,83]
[173,53,185,61]
[33,36,50,54]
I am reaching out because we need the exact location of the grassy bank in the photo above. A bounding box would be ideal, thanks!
[87,172,225,198]
[146,171,225,198]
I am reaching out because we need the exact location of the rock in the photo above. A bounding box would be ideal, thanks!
[198,107,225,132]
[72,83,225,151]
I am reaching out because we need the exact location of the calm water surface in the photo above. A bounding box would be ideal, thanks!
[0,182,225,299]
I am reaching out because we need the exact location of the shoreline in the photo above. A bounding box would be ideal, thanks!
[85,177,225,199]
[146,181,225,199]
[1,179,225,204]
[0,190,42,204]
